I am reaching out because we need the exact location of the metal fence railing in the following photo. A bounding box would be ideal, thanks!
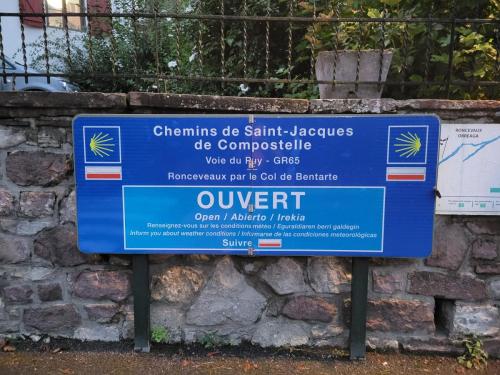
[0,0,498,99]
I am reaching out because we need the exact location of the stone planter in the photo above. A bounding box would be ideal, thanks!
[315,50,393,99]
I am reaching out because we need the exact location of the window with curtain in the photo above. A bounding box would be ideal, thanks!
[21,0,111,35]
[45,0,85,31]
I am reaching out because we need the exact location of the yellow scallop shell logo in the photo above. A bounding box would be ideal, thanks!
[394,132,422,158]
[89,132,115,157]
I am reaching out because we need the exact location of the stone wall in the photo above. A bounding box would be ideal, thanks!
[0,92,498,356]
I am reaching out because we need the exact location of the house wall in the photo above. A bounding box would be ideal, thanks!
[0,0,84,66]
[0,92,498,356]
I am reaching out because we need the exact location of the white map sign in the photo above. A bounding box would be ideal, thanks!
[436,123,500,215]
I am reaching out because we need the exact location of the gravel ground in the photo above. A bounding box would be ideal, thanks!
[0,339,498,375]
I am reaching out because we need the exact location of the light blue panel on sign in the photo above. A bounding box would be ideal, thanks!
[123,186,385,253]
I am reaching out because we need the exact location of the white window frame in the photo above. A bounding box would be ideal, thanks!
[45,0,87,31]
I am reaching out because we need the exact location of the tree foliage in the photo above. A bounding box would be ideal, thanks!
[29,0,499,98]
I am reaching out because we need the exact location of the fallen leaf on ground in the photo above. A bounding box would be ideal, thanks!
[2,344,16,352]
[180,359,191,367]
[243,360,258,372]
[53,348,62,353]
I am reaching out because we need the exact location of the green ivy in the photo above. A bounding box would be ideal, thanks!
[151,326,170,344]
[199,331,225,349]
[457,336,489,370]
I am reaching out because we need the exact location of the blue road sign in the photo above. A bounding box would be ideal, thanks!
[73,115,440,257]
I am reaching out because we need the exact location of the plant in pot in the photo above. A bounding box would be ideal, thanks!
[300,0,404,99]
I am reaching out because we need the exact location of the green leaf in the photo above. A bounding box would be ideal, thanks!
[409,74,423,82]
[431,54,449,64]
[438,35,451,47]
[367,9,382,18]
[380,0,402,6]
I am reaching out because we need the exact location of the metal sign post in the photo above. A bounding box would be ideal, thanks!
[350,257,369,360]
[132,255,150,352]
[72,114,439,358]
